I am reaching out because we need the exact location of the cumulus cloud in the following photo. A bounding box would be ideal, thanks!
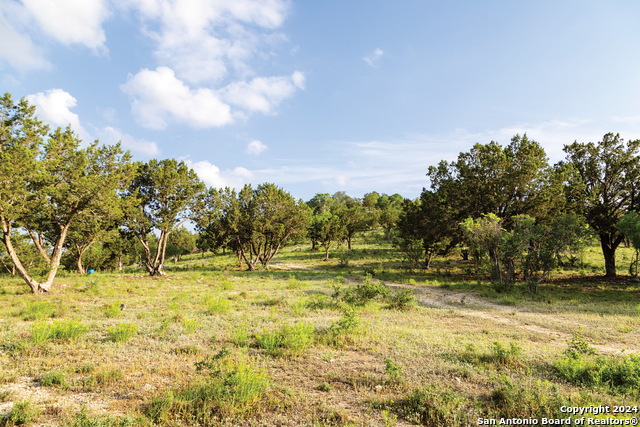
[0,1,50,69]
[246,140,268,155]
[364,48,384,67]
[185,159,254,189]
[124,0,291,84]
[120,66,233,129]
[221,71,305,114]
[26,89,91,142]
[100,126,160,156]
[21,0,109,51]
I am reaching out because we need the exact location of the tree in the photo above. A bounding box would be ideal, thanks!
[428,134,562,225]
[103,230,139,272]
[167,226,196,263]
[335,199,369,251]
[220,184,311,270]
[616,211,640,278]
[562,133,640,277]
[1,94,133,293]
[309,211,344,261]
[460,214,505,287]
[122,159,206,276]
[306,193,334,250]
[377,194,402,243]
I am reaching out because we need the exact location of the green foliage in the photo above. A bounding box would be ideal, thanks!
[204,294,230,314]
[30,319,88,343]
[384,358,403,382]
[334,274,389,306]
[492,341,523,366]
[233,324,250,347]
[147,350,269,423]
[386,288,415,310]
[64,408,138,427]
[107,323,139,343]
[382,385,471,426]
[255,323,314,356]
[103,302,121,318]
[329,305,360,336]
[182,319,200,335]
[564,332,597,359]
[488,376,570,419]
[20,300,56,320]
[0,400,40,427]
[40,370,67,387]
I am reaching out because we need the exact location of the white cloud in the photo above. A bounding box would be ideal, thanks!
[100,126,160,156]
[221,71,304,114]
[246,140,268,155]
[125,0,291,84]
[364,48,384,67]
[26,89,91,142]
[0,1,50,70]
[21,0,109,50]
[120,66,233,129]
[185,159,254,189]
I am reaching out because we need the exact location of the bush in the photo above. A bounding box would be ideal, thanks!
[147,350,269,423]
[107,323,139,343]
[334,274,389,307]
[329,306,360,336]
[386,288,415,311]
[30,319,88,343]
[384,358,403,382]
[555,353,640,393]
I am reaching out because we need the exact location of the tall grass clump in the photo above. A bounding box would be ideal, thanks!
[204,294,230,314]
[0,399,40,426]
[146,349,269,424]
[104,302,122,318]
[20,300,55,320]
[255,323,314,356]
[488,376,571,420]
[30,319,88,343]
[40,370,67,388]
[107,323,139,343]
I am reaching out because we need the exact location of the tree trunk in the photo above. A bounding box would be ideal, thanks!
[25,225,51,265]
[347,235,352,251]
[76,256,86,274]
[311,239,316,251]
[324,246,330,261]
[601,234,622,278]
[386,228,392,244]
[117,255,123,272]
[425,250,434,270]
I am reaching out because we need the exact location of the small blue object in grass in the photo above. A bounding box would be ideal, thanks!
[88,269,95,274]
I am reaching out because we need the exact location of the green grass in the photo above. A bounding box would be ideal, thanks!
[0,234,639,425]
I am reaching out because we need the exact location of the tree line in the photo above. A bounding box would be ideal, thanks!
[3,93,640,294]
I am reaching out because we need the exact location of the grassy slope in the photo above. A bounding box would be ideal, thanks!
[0,231,639,426]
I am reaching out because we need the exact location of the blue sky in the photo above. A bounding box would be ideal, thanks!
[2,0,640,201]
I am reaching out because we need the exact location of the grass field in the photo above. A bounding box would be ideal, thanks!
[1,232,639,426]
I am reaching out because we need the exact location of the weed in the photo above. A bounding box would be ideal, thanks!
[381,409,398,427]
[0,391,14,402]
[488,376,570,419]
[77,364,94,374]
[175,344,202,355]
[0,400,40,426]
[233,324,250,347]
[204,294,230,314]
[384,358,403,382]
[183,319,200,335]
[306,294,335,311]
[286,275,305,289]
[555,352,640,392]
[290,299,308,317]
[94,368,123,386]
[147,350,269,423]
[255,323,314,356]
[107,323,139,343]
[31,319,88,343]
[65,408,138,427]
[221,280,233,290]
[317,382,332,392]
[103,302,121,318]
[329,306,360,336]
[492,341,523,366]
[255,329,283,355]
[20,300,55,320]
[40,370,67,387]
[564,332,597,359]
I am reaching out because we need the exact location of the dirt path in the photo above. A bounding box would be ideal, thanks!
[386,282,637,354]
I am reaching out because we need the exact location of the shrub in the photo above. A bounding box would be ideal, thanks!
[329,306,360,336]
[30,319,88,343]
[564,332,597,359]
[0,400,40,426]
[386,289,415,311]
[384,358,403,382]
[107,323,139,343]
[335,274,389,307]
[555,353,640,392]
[492,341,523,366]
